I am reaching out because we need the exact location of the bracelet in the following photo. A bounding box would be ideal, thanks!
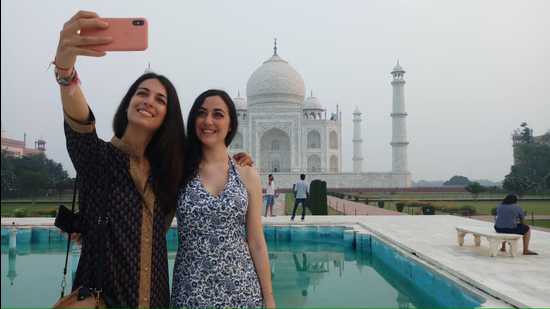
[55,67,78,86]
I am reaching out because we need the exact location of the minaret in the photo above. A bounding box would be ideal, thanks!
[352,106,364,172]
[390,60,409,173]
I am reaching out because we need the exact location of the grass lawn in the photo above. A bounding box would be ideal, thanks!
[354,192,550,200]
[531,220,550,229]
[1,202,78,217]
[378,200,550,215]
[284,194,342,216]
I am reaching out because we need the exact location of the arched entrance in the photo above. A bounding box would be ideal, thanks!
[307,154,321,172]
[260,128,291,172]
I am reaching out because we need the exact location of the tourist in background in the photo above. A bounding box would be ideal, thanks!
[171,89,275,308]
[494,194,538,255]
[264,174,278,217]
[291,174,309,221]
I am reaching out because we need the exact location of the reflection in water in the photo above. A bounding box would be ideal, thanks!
[397,291,412,309]
[293,252,310,297]
[264,239,445,308]
[1,228,480,308]
[267,240,393,308]
[7,248,17,285]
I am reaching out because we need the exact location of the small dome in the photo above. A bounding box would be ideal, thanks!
[246,52,305,106]
[303,93,324,110]
[233,92,247,110]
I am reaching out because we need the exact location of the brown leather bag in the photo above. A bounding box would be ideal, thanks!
[53,286,105,308]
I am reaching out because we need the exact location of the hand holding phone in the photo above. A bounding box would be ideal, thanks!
[80,18,148,52]
[55,11,112,71]
[55,12,148,72]
[80,17,148,51]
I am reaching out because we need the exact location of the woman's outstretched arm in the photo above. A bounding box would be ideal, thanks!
[55,10,111,121]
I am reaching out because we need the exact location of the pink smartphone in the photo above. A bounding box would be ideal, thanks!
[80,18,148,52]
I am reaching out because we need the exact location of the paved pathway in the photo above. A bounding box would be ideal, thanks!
[327,196,404,216]
[261,194,286,217]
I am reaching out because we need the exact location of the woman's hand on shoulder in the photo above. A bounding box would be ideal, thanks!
[55,11,112,70]
[233,152,254,167]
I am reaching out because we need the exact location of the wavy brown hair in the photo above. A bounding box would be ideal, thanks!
[113,73,186,214]
[182,89,238,187]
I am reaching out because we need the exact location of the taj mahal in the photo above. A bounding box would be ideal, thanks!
[229,42,411,188]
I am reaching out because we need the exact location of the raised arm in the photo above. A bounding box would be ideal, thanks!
[54,11,111,121]
[55,11,114,176]
[238,166,276,308]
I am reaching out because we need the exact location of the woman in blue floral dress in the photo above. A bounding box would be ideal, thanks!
[171,89,275,308]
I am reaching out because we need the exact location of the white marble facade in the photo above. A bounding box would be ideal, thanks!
[229,44,411,188]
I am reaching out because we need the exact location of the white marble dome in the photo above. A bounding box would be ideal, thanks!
[233,94,247,110]
[303,94,323,110]
[246,52,305,106]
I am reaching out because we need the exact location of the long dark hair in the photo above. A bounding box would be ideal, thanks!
[113,73,186,214]
[502,194,518,205]
[182,89,238,186]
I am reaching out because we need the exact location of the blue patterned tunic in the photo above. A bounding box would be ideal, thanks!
[171,159,263,308]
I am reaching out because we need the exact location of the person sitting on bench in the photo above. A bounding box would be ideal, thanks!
[494,194,538,255]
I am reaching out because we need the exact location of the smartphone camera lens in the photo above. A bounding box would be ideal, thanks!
[133,20,144,26]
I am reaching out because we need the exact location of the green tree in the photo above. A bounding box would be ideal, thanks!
[443,175,471,186]
[465,182,486,199]
[503,174,535,196]
[17,170,49,199]
[505,124,550,194]
[1,151,17,197]
[506,141,550,193]
[1,152,70,199]
[519,122,534,144]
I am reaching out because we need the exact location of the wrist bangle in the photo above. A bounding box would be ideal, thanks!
[55,68,78,86]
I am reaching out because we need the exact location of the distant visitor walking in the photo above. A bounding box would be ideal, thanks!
[494,194,538,255]
[291,174,309,221]
[264,174,277,217]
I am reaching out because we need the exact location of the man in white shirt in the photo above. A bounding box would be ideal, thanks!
[264,174,277,217]
[291,174,309,221]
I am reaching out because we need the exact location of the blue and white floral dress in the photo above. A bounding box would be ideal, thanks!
[170,159,263,308]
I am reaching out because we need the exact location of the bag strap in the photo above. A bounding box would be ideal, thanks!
[58,175,108,301]
[60,176,78,298]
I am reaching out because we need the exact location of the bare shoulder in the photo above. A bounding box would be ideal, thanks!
[236,165,259,181]
[236,165,261,190]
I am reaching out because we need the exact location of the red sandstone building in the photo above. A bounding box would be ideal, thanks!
[1,130,46,157]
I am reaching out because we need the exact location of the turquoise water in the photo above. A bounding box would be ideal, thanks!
[1,226,483,308]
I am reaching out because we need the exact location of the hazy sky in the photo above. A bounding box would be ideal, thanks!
[1,0,549,181]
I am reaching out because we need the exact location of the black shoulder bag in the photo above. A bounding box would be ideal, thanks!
[53,176,108,308]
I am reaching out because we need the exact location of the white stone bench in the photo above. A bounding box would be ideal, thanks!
[455,226,522,257]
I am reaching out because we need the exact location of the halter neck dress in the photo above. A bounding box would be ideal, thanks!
[171,159,263,308]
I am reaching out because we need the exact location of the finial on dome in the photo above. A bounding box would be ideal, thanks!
[144,62,153,73]
[392,58,405,74]
[273,38,278,55]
